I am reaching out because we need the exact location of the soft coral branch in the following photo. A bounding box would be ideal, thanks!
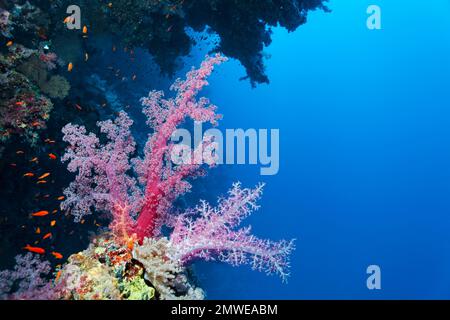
[169,183,295,282]
[61,54,226,242]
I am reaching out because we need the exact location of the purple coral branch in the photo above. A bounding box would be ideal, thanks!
[169,183,295,282]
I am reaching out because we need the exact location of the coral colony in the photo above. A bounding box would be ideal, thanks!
[0,55,294,300]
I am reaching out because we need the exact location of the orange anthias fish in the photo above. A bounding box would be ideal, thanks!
[32,210,49,217]
[57,196,65,201]
[82,26,88,34]
[55,270,62,282]
[15,101,24,107]
[24,245,45,255]
[63,16,73,24]
[35,227,41,234]
[48,153,57,160]
[38,173,51,180]
[23,173,34,177]
[50,220,56,227]
[51,252,63,259]
[42,233,52,240]
[30,157,38,163]
[52,209,58,214]
[67,62,73,72]
[37,180,47,185]
[6,40,13,47]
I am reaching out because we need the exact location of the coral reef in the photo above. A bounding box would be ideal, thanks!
[0,46,68,146]
[49,0,328,85]
[0,1,69,148]
[0,0,302,295]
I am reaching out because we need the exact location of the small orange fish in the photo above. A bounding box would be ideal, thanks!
[23,245,45,255]
[23,173,34,177]
[52,209,58,214]
[15,101,24,107]
[63,16,73,24]
[30,157,38,163]
[80,219,85,224]
[38,173,50,180]
[67,62,73,72]
[51,251,63,259]
[32,210,49,217]
[50,220,56,227]
[31,121,41,127]
[48,153,57,160]
[55,270,62,282]
[6,40,13,47]
[57,196,65,201]
[82,26,88,34]
[35,227,41,234]
[42,233,52,240]
[45,139,56,144]
[37,180,47,185]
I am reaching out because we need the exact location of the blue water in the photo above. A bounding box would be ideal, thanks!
[176,0,450,299]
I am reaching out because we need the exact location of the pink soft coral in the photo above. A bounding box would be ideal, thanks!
[169,183,295,282]
[61,55,294,281]
[61,54,226,242]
